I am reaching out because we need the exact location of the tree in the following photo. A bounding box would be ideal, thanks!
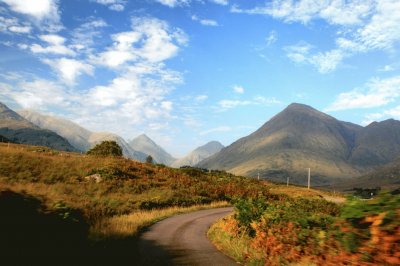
[86,140,123,157]
[146,155,153,164]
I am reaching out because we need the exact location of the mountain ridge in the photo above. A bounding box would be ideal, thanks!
[172,141,224,168]
[0,103,77,152]
[128,134,176,165]
[198,103,400,186]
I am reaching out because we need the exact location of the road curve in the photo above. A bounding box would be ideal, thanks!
[137,207,237,266]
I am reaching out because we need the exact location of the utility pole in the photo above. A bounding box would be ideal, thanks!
[286,176,289,186]
[307,168,311,190]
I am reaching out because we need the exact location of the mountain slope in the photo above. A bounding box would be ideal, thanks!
[334,158,400,190]
[18,110,92,151]
[129,134,175,165]
[198,103,365,185]
[0,103,76,152]
[172,141,224,168]
[349,119,400,167]
[90,132,147,161]
[18,109,147,161]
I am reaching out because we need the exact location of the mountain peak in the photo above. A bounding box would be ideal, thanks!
[0,102,25,121]
[283,103,323,115]
[197,141,224,152]
[172,140,224,168]
[129,134,175,165]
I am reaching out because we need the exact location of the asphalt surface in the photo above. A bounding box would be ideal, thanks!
[137,207,237,266]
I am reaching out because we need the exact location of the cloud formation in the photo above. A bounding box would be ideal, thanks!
[234,0,400,73]
[326,76,400,111]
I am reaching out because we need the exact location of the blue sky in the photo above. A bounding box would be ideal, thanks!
[1,0,400,157]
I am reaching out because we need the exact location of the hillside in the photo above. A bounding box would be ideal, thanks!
[334,158,400,190]
[18,109,147,161]
[128,134,175,165]
[172,141,224,168]
[18,110,92,151]
[199,103,400,186]
[89,132,148,161]
[0,103,76,152]
[349,119,400,167]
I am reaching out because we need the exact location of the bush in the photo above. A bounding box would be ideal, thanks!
[233,196,269,234]
[87,141,122,157]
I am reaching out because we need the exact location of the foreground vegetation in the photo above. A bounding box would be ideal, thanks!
[0,143,267,264]
[209,191,400,265]
[2,142,398,265]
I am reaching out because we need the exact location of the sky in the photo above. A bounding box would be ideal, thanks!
[0,0,400,157]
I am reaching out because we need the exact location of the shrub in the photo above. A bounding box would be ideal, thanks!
[146,155,153,164]
[87,141,122,157]
[233,196,269,234]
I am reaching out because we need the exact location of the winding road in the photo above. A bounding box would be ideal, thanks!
[136,207,237,266]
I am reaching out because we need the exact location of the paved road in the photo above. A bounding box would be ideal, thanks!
[137,207,237,266]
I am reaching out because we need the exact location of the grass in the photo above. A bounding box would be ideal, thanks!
[208,215,254,264]
[92,201,229,239]
[0,143,268,241]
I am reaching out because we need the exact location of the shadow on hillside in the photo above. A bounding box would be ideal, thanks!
[0,190,178,266]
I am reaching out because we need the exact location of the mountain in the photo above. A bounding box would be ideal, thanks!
[334,158,400,191]
[18,109,148,161]
[0,103,76,151]
[172,141,224,168]
[198,103,373,185]
[89,132,147,161]
[0,134,12,143]
[349,119,400,167]
[128,134,176,165]
[18,110,92,151]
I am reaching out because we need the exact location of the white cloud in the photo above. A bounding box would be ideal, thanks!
[218,96,279,111]
[95,17,187,68]
[3,16,187,139]
[8,25,30,33]
[378,64,395,72]
[266,30,277,46]
[4,79,71,109]
[199,19,218,26]
[1,0,60,22]
[233,85,244,94]
[30,34,76,56]
[285,42,344,73]
[200,126,231,136]
[209,0,228,5]
[231,0,373,25]
[234,1,400,73]
[310,49,344,74]
[155,0,189,8]
[326,76,400,111]
[253,96,280,105]
[92,0,126,11]
[43,58,94,85]
[195,95,208,101]
[219,99,252,109]
[0,16,31,34]
[71,18,108,54]
[191,15,219,26]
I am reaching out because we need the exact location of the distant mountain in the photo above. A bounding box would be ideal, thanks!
[90,132,147,161]
[129,134,176,165]
[0,134,12,143]
[0,103,76,152]
[349,119,400,167]
[334,158,400,191]
[172,141,224,168]
[18,109,147,161]
[18,110,92,151]
[199,103,400,186]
